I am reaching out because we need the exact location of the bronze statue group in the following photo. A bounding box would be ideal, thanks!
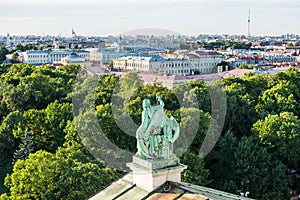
[136,95,179,159]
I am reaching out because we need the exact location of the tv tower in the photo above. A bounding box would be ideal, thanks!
[247,8,251,38]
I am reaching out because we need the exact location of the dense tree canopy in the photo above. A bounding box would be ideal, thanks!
[209,132,290,200]
[4,148,118,200]
[0,46,9,63]
[252,112,300,170]
[180,41,252,50]
[14,44,38,52]
[0,64,299,199]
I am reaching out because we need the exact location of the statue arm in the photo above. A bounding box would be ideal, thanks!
[156,94,164,107]
[140,110,149,129]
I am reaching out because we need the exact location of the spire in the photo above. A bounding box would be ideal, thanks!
[6,33,10,47]
[71,29,76,52]
[118,34,122,52]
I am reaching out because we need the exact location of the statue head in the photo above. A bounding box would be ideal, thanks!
[142,99,151,109]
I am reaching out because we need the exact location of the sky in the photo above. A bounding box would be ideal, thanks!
[0,0,299,37]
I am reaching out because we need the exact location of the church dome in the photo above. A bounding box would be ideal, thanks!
[62,52,85,62]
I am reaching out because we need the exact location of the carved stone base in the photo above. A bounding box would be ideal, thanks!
[126,156,186,192]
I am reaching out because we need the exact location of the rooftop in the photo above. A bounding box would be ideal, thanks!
[26,49,89,54]
[185,53,200,59]
[194,51,222,56]
[114,55,185,62]
[90,173,254,200]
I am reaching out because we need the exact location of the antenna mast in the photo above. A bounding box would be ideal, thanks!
[248,8,251,38]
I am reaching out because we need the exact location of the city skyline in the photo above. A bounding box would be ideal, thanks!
[1,0,300,37]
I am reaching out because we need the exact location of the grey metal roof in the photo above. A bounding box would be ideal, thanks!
[89,173,255,200]
[150,55,185,62]
[26,49,51,54]
[26,49,89,55]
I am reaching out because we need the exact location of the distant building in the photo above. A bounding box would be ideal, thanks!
[113,55,191,75]
[48,49,69,63]
[22,49,51,65]
[126,47,166,57]
[89,48,124,63]
[262,51,296,63]
[50,49,90,63]
[61,52,91,67]
[21,49,90,65]
[113,51,224,75]
[186,51,224,74]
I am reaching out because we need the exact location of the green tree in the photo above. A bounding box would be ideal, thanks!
[43,101,73,150]
[96,103,136,151]
[0,64,11,75]
[171,107,219,160]
[12,130,34,165]
[95,75,119,106]
[256,80,300,118]
[4,148,118,200]
[283,67,300,90]
[0,46,9,62]
[210,134,290,199]
[0,111,22,167]
[241,73,269,102]
[234,136,289,200]
[208,131,238,192]
[2,64,35,86]
[252,112,300,170]
[10,53,19,63]
[223,81,256,137]
[14,44,37,52]
[19,72,60,109]
[11,101,73,152]
[267,69,295,89]
[0,64,79,113]
[114,72,143,100]
[62,121,86,151]
[238,64,255,69]
[181,150,210,186]
[173,80,210,112]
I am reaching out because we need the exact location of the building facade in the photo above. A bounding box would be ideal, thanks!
[61,53,92,67]
[262,52,296,63]
[113,51,224,75]
[22,49,90,65]
[113,55,191,75]
[186,51,224,74]
[89,48,124,63]
[22,50,51,65]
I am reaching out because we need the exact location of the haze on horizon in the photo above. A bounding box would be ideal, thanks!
[0,0,299,37]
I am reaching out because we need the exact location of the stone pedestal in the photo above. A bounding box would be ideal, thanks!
[126,156,187,192]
